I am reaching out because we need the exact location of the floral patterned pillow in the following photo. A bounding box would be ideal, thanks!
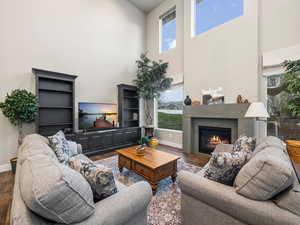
[233,135,256,154]
[69,157,118,202]
[204,151,251,186]
[48,131,71,164]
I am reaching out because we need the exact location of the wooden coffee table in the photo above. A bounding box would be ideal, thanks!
[117,146,180,193]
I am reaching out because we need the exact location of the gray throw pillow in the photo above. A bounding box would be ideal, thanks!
[233,135,256,154]
[48,131,75,164]
[204,151,251,186]
[69,157,118,202]
[234,146,294,201]
[20,154,95,224]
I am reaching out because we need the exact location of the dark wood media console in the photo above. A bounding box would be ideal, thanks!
[66,127,141,156]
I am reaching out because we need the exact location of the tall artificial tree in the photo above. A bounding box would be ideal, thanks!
[134,53,173,126]
[0,89,38,145]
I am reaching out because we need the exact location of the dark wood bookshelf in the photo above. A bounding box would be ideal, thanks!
[33,68,77,136]
[118,84,140,128]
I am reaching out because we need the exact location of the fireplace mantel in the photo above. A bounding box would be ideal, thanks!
[183,104,255,154]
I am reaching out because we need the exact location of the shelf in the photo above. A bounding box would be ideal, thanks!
[39,106,73,109]
[39,122,73,127]
[39,88,72,93]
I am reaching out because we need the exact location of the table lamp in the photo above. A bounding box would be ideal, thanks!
[245,102,270,139]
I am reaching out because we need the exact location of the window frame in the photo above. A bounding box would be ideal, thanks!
[159,6,177,53]
[155,82,184,131]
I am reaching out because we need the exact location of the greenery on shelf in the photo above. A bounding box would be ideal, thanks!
[283,60,300,117]
[134,53,173,125]
[0,89,38,145]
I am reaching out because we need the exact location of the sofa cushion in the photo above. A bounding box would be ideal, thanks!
[48,131,74,164]
[19,137,58,165]
[204,151,251,186]
[233,135,256,154]
[20,154,95,224]
[253,136,286,157]
[22,134,49,145]
[69,157,118,202]
[234,146,294,200]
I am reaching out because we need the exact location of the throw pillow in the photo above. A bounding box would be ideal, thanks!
[204,151,251,186]
[48,131,74,164]
[233,135,256,154]
[69,157,118,202]
[20,154,95,224]
[234,146,294,201]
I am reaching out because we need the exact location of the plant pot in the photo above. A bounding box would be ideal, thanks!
[144,126,154,137]
[10,157,17,174]
[149,137,159,148]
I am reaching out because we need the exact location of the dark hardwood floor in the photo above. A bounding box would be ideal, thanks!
[0,145,209,225]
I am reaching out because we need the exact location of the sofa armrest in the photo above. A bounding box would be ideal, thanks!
[213,143,233,153]
[179,171,300,225]
[72,181,152,225]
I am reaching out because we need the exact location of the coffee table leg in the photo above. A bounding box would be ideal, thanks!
[150,183,157,194]
[171,173,177,182]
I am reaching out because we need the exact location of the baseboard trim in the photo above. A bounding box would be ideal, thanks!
[0,163,11,173]
[159,140,183,149]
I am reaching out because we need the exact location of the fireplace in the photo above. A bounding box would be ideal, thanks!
[198,126,231,154]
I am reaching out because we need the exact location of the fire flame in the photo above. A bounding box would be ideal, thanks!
[209,136,222,144]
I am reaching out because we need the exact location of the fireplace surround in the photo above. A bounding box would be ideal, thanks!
[183,104,255,155]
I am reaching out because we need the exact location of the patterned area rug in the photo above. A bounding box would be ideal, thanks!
[95,151,202,225]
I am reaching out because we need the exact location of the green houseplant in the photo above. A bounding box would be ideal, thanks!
[0,89,38,173]
[282,60,300,117]
[134,53,173,127]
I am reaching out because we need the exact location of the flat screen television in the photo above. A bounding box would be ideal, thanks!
[79,103,118,130]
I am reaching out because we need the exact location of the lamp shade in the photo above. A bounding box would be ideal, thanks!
[245,102,270,118]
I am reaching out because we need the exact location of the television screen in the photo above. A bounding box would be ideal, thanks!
[79,103,118,130]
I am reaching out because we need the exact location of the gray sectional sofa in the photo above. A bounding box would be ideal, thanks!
[11,134,152,225]
[179,137,300,225]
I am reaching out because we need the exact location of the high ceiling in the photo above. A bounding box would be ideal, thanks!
[128,0,165,13]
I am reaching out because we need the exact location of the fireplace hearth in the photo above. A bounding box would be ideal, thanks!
[199,126,231,154]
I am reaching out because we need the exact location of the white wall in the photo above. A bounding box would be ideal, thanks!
[0,0,146,168]
[262,0,300,53]
[146,0,184,83]
[184,0,260,103]
[147,0,260,148]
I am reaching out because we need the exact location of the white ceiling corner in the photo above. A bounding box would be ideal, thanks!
[128,0,165,13]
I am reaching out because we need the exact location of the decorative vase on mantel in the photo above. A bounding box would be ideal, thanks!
[184,95,192,106]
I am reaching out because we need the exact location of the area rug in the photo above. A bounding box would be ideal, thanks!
[95,151,202,225]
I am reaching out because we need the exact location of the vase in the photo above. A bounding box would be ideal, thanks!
[184,96,192,105]
[149,137,159,148]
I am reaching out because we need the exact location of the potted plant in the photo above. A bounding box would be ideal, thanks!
[134,53,173,136]
[0,89,38,173]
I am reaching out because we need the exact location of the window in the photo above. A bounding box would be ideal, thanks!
[160,7,176,52]
[193,0,243,36]
[157,84,183,131]
[267,74,300,140]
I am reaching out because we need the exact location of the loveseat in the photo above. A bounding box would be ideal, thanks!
[11,134,152,225]
[179,136,300,225]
